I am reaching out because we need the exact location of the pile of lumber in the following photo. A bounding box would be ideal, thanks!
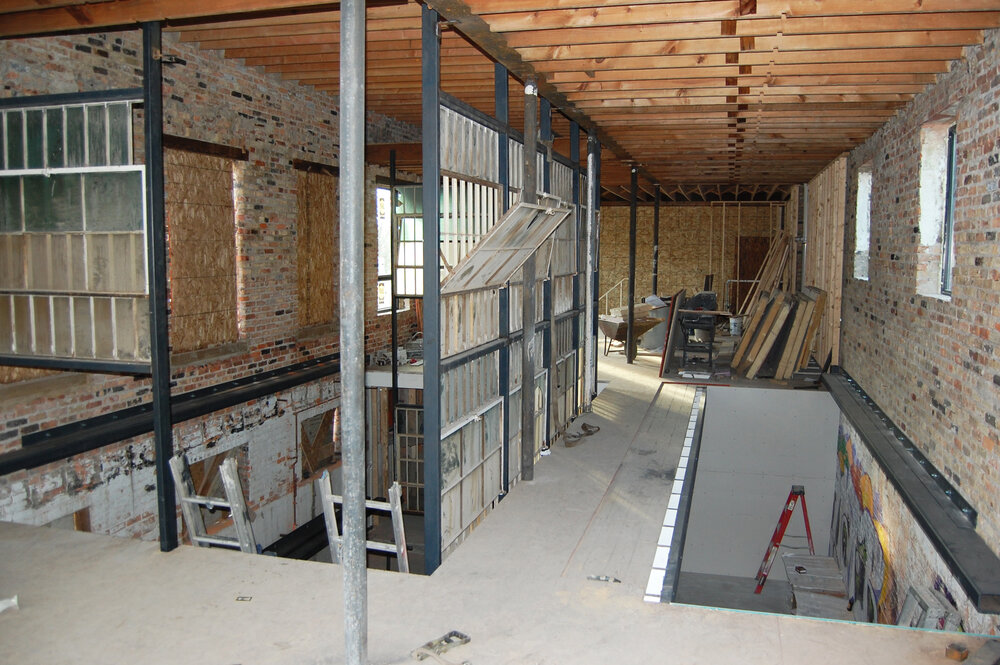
[738,232,792,316]
[730,286,827,380]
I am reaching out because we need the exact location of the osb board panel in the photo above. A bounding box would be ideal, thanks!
[0,366,57,384]
[165,148,238,354]
[804,156,847,366]
[600,204,780,308]
[297,170,338,329]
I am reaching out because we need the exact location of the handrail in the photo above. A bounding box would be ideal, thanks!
[598,278,628,316]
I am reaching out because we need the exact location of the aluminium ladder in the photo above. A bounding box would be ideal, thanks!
[169,453,258,554]
[754,485,814,594]
[316,471,409,573]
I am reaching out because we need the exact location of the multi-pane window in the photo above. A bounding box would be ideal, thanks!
[0,101,148,364]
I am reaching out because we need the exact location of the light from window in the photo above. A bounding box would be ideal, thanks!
[854,163,873,281]
[376,185,392,312]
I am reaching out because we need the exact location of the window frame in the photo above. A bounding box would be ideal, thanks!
[940,124,957,296]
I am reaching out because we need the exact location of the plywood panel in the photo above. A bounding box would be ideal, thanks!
[296,169,338,329]
[165,148,238,353]
[803,155,847,366]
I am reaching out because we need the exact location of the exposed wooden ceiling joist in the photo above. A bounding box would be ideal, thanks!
[4,0,1000,201]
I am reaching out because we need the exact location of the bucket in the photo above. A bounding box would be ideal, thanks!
[729,315,743,336]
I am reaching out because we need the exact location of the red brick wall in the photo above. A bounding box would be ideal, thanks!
[840,27,1000,557]
[0,31,420,540]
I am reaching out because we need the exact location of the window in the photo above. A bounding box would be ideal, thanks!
[376,184,415,312]
[394,184,424,298]
[917,120,958,298]
[0,101,148,365]
[376,185,392,312]
[853,162,873,281]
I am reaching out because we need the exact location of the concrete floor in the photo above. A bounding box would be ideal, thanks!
[0,349,991,664]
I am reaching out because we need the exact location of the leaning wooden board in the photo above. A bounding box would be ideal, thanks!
[746,293,794,379]
[658,288,686,377]
[796,287,828,370]
[730,291,771,369]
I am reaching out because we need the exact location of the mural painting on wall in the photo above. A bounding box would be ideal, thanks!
[831,424,899,624]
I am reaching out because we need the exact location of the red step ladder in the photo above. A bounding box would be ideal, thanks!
[754,485,814,594]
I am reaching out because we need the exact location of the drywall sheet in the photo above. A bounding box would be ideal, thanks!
[681,387,839,581]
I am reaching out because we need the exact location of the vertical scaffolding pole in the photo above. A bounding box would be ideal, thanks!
[539,96,553,447]
[540,97,551,195]
[421,5,443,574]
[626,167,638,363]
[652,186,660,295]
[521,80,538,481]
[583,135,598,411]
[143,22,177,552]
[339,1,367,662]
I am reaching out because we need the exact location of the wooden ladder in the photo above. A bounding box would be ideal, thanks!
[754,485,814,593]
[316,471,409,573]
[169,453,258,554]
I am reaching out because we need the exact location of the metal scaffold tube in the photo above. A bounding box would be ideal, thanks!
[521,79,538,481]
[339,0,367,662]
[582,135,598,411]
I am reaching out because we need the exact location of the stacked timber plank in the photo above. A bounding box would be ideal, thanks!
[731,287,827,380]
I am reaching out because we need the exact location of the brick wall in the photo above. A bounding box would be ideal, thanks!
[840,27,1000,557]
[600,203,778,310]
[0,31,420,541]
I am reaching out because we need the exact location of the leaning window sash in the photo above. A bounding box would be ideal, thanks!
[940,124,957,296]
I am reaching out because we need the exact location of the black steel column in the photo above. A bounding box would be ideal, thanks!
[626,167,638,364]
[495,63,509,212]
[570,122,581,415]
[390,150,399,402]
[421,5,443,574]
[540,97,551,195]
[652,186,661,295]
[521,80,538,482]
[142,22,177,552]
[495,63,511,494]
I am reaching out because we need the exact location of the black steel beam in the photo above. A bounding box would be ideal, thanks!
[0,88,142,109]
[0,354,149,375]
[824,371,1000,613]
[421,4,443,574]
[652,186,661,295]
[2,354,342,477]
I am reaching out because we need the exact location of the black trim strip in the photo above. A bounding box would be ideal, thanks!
[0,354,150,375]
[0,89,143,109]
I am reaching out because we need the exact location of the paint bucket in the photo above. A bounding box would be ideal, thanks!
[729,315,743,336]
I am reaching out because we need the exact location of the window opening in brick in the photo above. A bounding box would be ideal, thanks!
[854,162,873,281]
[299,405,341,479]
[296,169,338,329]
[916,119,958,299]
[0,101,148,364]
